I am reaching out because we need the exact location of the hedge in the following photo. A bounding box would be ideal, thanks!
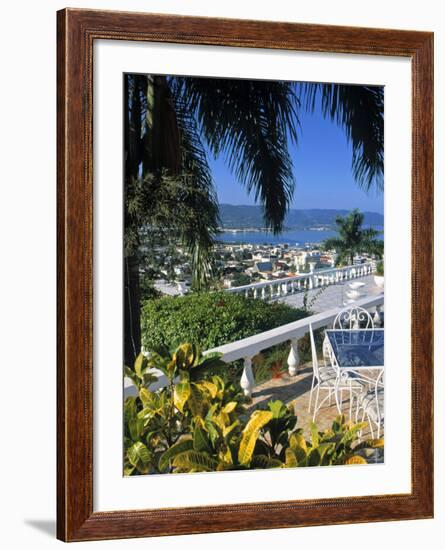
[141,291,308,351]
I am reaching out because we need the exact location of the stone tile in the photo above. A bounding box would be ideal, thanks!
[276,275,383,313]
[246,361,384,442]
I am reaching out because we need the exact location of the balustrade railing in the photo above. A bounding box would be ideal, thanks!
[124,274,382,401]
[225,262,374,300]
[206,293,384,398]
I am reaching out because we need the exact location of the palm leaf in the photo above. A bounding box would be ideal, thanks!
[299,83,383,191]
[173,77,300,233]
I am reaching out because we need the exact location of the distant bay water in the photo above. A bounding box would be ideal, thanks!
[217,227,384,246]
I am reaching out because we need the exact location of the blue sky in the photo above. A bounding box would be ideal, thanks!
[209,104,384,214]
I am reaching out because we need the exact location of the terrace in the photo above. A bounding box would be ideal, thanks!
[126,263,384,444]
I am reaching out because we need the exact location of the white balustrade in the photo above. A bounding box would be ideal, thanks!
[225,262,374,301]
[124,293,384,399]
[240,356,255,397]
[287,338,300,376]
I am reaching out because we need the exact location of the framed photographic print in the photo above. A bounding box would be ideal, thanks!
[57,8,434,542]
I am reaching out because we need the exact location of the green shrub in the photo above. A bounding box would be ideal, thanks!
[376,260,384,276]
[124,346,383,475]
[141,292,308,351]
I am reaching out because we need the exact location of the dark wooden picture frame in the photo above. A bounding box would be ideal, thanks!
[57,8,434,542]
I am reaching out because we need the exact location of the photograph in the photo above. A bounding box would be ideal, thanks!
[123,73,385,475]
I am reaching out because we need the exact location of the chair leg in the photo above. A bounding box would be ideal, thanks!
[312,385,320,422]
[308,376,316,413]
[367,413,374,439]
[349,385,353,421]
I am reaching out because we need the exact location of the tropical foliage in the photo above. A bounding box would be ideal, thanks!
[323,208,383,266]
[141,292,308,351]
[124,344,383,475]
[124,75,384,365]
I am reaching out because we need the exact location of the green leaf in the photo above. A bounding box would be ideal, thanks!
[238,410,273,465]
[310,422,319,448]
[339,422,368,445]
[193,424,212,453]
[172,450,218,472]
[285,448,298,468]
[195,380,218,398]
[126,442,152,474]
[124,366,140,387]
[174,381,191,413]
[139,387,153,406]
[308,442,335,466]
[134,353,148,379]
[128,418,145,441]
[268,400,288,419]
[158,438,193,471]
[250,454,283,469]
[332,414,345,433]
[175,343,196,370]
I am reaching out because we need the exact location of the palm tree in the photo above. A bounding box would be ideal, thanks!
[124,75,384,365]
[322,209,383,266]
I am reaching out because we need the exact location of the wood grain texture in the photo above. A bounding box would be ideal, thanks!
[57,8,434,542]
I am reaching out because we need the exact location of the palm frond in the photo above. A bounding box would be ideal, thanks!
[172,77,301,233]
[298,83,384,192]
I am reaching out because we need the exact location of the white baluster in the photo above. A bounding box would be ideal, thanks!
[253,288,258,299]
[261,287,266,300]
[308,275,313,289]
[287,339,300,376]
[240,357,255,397]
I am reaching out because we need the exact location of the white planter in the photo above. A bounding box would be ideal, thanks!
[374,275,384,289]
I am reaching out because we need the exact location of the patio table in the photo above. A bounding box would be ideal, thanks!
[325,328,384,414]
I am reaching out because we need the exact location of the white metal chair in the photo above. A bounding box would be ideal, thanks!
[356,370,384,439]
[333,305,374,330]
[308,325,364,422]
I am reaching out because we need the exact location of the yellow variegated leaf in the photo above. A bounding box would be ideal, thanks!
[345,455,368,465]
[174,381,191,413]
[175,343,196,370]
[238,410,273,465]
[222,419,239,438]
[223,401,238,414]
[172,451,218,472]
[285,448,298,468]
[195,381,218,399]
[126,441,151,474]
[219,446,233,465]
[310,422,319,448]
[139,387,153,406]
[367,438,384,448]
[134,353,147,379]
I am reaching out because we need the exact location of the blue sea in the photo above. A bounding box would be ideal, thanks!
[217,227,383,246]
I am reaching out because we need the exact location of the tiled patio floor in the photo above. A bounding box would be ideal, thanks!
[245,362,383,442]
[277,274,383,313]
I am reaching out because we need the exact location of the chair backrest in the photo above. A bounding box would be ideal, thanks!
[333,305,374,330]
[309,324,321,382]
